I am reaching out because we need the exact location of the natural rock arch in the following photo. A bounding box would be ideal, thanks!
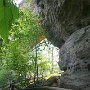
[34,0,90,90]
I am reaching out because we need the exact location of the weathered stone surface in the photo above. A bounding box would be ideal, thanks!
[58,26,90,90]
[43,76,60,87]
[35,0,90,48]
[24,86,73,90]
[34,0,90,90]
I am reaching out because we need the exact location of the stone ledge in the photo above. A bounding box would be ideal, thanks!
[24,86,74,90]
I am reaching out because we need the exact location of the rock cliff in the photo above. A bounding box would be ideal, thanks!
[35,0,90,48]
[34,0,90,90]
[59,26,90,90]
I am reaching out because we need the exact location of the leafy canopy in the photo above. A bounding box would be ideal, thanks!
[0,0,20,41]
[0,4,50,87]
[0,0,60,87]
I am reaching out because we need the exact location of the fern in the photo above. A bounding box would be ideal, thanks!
[0,0,20,41]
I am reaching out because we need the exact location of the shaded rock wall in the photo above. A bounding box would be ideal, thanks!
[34,0,90,90]
[59,26,90,90]
[35,0,90,48]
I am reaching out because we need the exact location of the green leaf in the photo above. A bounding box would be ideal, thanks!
[0,19,9,40]
[9,3,20,20]
[0,0,20,41]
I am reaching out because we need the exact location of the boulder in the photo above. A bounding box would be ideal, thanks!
[59,26,90,90]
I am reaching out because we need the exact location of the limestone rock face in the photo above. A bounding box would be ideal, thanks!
[34,0,90,90]
[58,26,90,90]
[35,0,90,48]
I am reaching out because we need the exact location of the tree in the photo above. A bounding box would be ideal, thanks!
[0,0,60,88]
[0,4,50,87]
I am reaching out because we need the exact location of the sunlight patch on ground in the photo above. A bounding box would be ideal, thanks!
[45,73,61,80]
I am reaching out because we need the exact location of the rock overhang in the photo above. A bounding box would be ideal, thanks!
[35,0,90,48]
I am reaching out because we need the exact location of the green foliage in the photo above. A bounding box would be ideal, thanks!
[0,69,11,87]
[0,0,20,41]
[0,1,60,88]
[26,0,31,2]
[0,5,50,87]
